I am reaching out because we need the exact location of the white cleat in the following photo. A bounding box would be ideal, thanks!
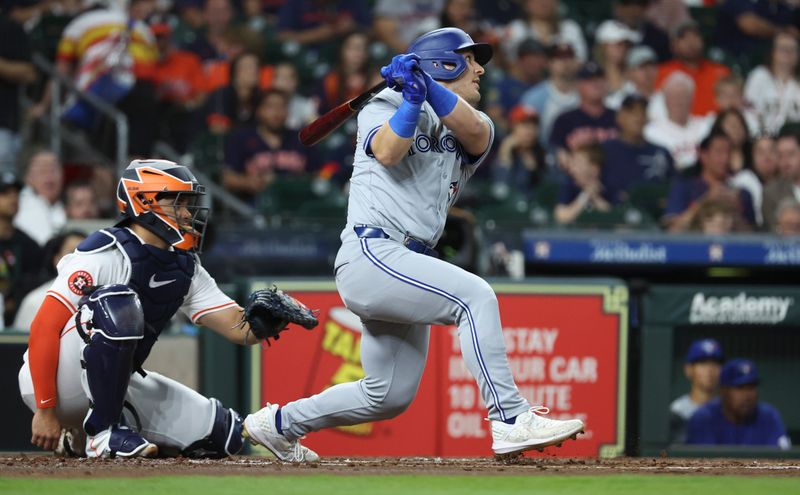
[243,403,319,463]
[490,406,584,456]
[85,425,158,459]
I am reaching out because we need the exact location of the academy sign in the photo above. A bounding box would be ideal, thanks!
[689,292,794,324]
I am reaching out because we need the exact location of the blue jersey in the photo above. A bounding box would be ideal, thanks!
[600,138,674,205]
[686,398,791,449]
[664,175,756,226]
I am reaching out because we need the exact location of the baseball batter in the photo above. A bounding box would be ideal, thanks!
[17,160,276,458]
[244,28,585,461]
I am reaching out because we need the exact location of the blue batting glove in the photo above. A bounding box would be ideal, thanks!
[381,54,427,104]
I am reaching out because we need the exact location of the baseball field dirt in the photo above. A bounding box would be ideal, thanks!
[1,454,799,478]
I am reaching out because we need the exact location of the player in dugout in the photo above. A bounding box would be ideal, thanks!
[686,358,791,449]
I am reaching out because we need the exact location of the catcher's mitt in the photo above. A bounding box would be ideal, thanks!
[242,287,319,343]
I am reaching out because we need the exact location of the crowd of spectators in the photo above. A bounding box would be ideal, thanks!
[2,0,800,255]
[11,2,800,301]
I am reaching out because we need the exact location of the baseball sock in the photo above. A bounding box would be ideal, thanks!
[502,416,517,425]
[275,407,284,436]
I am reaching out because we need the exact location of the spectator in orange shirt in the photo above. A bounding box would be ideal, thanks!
[202,51,262,135]
[201,28,274,94]
[150,15,206,153]
[316,30,377,114]
[656,19,730,117]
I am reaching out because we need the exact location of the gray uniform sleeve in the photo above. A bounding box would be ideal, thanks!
[461,111,495,179]
[358,95,400,158]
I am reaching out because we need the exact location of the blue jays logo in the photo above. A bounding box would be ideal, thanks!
[701,340,717,354]
[448,181,460,203]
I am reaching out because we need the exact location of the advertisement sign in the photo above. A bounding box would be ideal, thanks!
[252,280,627,458]
[254,289,440,456]
[523,232,800,266]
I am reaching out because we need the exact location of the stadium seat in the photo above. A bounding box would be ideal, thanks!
[187,131,227,183]
[561,1,612,39]
[531,178,560,212]
[258,175,316,216]
[291,195,348,226]
[258,175,350,226]
[689,6,718,48]
[627,180,671,224]
[569,207,626,230]
[474,199,533,231]
[568,204,660,231]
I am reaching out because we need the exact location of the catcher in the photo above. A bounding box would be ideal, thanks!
[17,159,317,458]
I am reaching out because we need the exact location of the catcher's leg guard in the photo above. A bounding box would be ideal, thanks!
[79,285,145,437]
[183,398,244,458]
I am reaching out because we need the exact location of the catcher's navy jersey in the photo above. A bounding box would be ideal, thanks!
[103,227,194,333]
[103,227,194,366]
[46,227,236,325]
[344,88,494,246]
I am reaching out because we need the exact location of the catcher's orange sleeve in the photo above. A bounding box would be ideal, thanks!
[28,296,74,409]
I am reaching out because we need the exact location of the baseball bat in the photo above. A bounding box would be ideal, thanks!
[299,80,388,147]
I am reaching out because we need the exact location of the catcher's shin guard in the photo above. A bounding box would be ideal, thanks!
[183,398,244,458]
[78,285,145,436]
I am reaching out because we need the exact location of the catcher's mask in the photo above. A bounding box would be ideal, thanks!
[116,159,209,252]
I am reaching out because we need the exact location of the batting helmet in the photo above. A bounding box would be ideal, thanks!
[116,159,209,252]
[408,28,493,81]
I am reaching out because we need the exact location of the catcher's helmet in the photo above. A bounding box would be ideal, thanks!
[116,159,209,251]
[408,27,493,81]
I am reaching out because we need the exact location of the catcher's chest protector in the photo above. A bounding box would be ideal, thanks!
[107,227,195,363]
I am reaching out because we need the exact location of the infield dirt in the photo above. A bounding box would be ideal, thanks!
[1,455,799,478]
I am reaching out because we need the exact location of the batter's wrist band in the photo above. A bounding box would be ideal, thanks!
[426,78,458,117]
[389,100,422,138]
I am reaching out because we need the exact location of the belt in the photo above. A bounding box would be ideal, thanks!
[354,225,438,257]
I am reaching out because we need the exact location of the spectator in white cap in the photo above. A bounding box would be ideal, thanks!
[605,45,660,115]
[594,20,641,98]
